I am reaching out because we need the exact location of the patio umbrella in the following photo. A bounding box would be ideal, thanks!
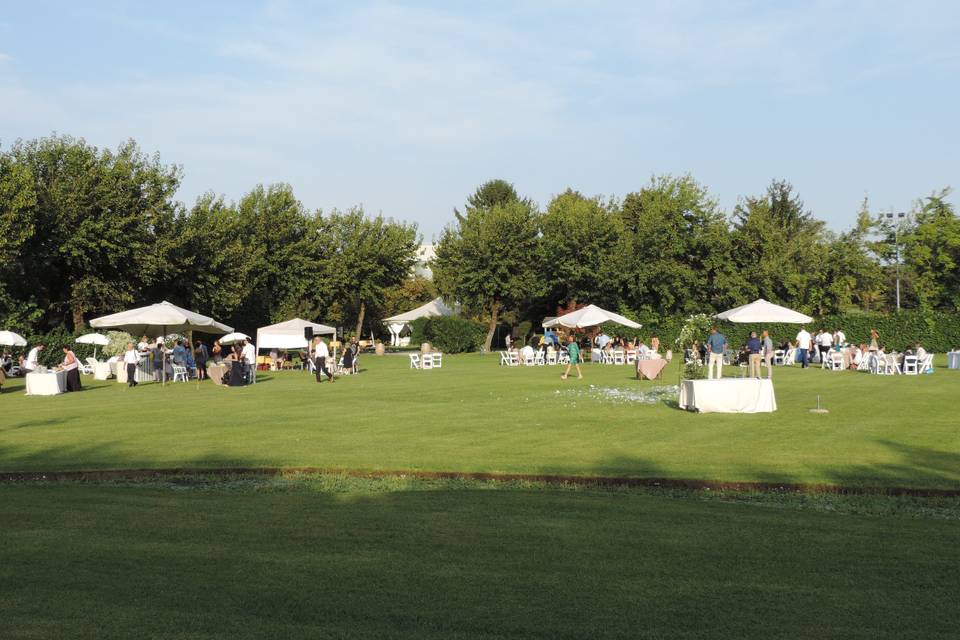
[714,299,812,324]
[220,332,252,345]
[90,301,233,384]
[0,330,28,347]
[543,304,642,329]
[76,332,110,359]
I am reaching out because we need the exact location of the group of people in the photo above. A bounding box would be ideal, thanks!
[2,343,85,392]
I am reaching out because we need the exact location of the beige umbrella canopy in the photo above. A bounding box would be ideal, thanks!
[543,304,642,329]
[714,299,813,324]
[90,301,233,384]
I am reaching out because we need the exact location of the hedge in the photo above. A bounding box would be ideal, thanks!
[410,316,486,353]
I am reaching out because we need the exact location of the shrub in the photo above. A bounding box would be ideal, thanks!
[410,316,485,353]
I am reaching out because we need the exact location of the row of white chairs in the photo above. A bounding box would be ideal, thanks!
[500,350,570,366]
[409,353,443,370]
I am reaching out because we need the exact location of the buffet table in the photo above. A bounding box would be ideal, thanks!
[92,362,113,380]
[679,378,777,414]
[207,363,226,385]
[25,370,68,396]
[636,358,668,380]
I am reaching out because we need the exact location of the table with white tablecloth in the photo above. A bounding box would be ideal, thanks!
[679,378,777,414]
[92,362,113,380]
[25,370,68,396]
[948,352,960,370]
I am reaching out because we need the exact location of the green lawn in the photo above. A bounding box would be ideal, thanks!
[2,355,958,489]
[2,475,958,640]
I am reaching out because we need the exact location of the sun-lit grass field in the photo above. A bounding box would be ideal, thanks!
[1,354,958,488]
[3,355,959,638]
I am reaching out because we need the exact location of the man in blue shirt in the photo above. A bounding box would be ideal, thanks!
[706,327,727,379]
[747,331,763,378]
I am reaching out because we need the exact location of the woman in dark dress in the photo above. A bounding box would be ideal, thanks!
[228,345,245,387]
[194,341,209,381]
[61,346,82,392]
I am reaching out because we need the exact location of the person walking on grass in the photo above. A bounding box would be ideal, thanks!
[561,334,582,380]
[123,342,141,387]
[762,330,774,379]
[747,331,763,379]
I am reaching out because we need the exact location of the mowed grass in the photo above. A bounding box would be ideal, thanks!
[1,355,958,489]
[2,476,958,640]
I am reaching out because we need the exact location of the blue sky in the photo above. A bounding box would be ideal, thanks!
[1,1,957,238]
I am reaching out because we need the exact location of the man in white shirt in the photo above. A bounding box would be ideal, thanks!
[595,332,611,350]
[834,328,846,346]
[241,340,257,384]
[123,342,141,387]
[817,330,834,368]
[24,344,43,372]
[795,327,812,369]
[313,337,334,383]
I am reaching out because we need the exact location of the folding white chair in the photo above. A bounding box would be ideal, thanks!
[409,354,420,369]
[902,355,918,375]
[172,365,188,382]
[432,353,443,368]
[422,353,434,369]
[888,355,902,375]
[500,351,511,366]
[524,353,538,367]
[920,354,934,373]
[626,350,637,365]
[546,351,557,365]
[829,352,843,371]
[772,350,785,366]
[613,350,625,365]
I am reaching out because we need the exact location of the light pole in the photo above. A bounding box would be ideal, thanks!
[884,211,906,311]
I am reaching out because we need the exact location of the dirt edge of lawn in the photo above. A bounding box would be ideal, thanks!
[2,466,959,497]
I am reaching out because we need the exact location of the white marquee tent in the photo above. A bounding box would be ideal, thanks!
[383,298,455,346]
[714,299,813,324]
[255,318,336,351]
[543,304,642,330]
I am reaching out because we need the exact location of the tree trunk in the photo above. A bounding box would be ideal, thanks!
[354,301,366,338]
[72,305,85,332]
[484,300,501,353]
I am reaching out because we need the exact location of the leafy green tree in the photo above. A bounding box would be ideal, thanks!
[617,175,743,314]
[382,276,438,318]
[433,193,542,352]
[904,189,960,310]
[539,189,621,309]
[6,135,181,330]
[322,208,420,337]
[0,152,38,326]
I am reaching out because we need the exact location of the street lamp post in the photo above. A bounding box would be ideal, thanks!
[884,211,907,311]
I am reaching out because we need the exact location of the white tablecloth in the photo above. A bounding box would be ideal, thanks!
[25,371,67,396]
[679,378,777,414]
[948,352,960,370]
[92,362,113,380]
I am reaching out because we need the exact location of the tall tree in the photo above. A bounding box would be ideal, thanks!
[433,191,542,352]
[0,152,39,327]
[904,188,960,310]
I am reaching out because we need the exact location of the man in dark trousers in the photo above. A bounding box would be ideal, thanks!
[123,342,141,387]
[313,336,335,383]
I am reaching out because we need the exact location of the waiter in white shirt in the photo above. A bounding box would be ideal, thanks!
[313,337,334,383]
[24,344,44,372]
[795,327,812,369]
[123,342,141,387]
[241,340,257,384]
[817,330,833,367]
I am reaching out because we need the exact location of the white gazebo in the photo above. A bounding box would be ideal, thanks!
[383,298,455,346]
[543,304,642,330]
[714,299,812,324]
[255,318,336,351]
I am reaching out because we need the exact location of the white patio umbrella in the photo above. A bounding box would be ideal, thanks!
[90,301,233,384]
[220,332,252,345]
[714,299,813,324]
[76,332,109,359]
[543,304,642,329]
[0,330,28,347]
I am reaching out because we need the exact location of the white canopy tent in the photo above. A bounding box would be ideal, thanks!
[90,301,233,384]
[383,298,455,346]
[714,299,813,324]
[255,318,336,351]
[543,304,642,330]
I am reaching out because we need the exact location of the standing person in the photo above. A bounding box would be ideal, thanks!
[313,337,334,383]
[762,330,774,379]
[24,344,44,372]
[795,326,812,368]
[650,335,660,354]
[123,342,141,387]
[137,335,150,352]
[194,341,209,381]
[747,331,763,379]
[241,339,257,384]
[561,334,582,380]
[869,328,879,353]
[834,327,846,347]
[212,340,223,362]
[172,340,187,365]
[706,327,727,379]
[817,329,833,368]
[60,345,82,392]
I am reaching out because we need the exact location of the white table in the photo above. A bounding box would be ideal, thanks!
[679,378,777,414]
[948,352,960,370]
[92,362,113,380]
[25,370,68,396]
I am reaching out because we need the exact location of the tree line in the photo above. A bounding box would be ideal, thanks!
[1,135,957,349]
